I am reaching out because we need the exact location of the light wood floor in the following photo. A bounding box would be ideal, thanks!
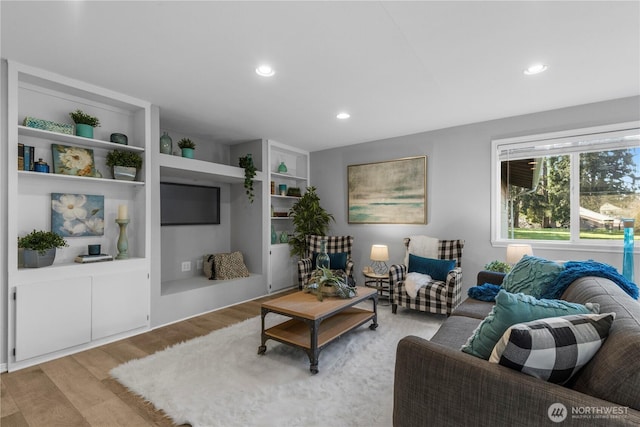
[1,290,296,427]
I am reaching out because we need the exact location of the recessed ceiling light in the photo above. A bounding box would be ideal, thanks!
[336,112,350,120]
[255,64,275,77]
[524,63,548,75]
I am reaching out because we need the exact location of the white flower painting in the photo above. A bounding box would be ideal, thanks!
[51,144,96,177]
[51,193,104,237]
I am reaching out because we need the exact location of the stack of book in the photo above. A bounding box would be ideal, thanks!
[18,143,35,171]
[74,254,114,263]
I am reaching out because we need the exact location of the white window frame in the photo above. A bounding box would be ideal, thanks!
[491,121,640,253]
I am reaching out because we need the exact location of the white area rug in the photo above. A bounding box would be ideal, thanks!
[111,305,443,427]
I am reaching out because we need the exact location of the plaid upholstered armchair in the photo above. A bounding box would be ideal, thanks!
[389,237,464,316]
[297,235,355,289]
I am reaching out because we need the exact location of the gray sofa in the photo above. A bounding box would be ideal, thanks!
[393,272,640,426]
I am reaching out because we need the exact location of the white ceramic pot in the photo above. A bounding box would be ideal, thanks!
[113,166,137,181]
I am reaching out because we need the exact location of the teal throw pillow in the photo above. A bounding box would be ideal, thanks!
[408,253,455,282]
[502,255,564,298]
[312,252,348,271]
[461,289,599,360]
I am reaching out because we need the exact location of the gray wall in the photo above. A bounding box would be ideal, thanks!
[310,96,640,292]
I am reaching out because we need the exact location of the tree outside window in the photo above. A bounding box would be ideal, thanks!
[493,123,640,244]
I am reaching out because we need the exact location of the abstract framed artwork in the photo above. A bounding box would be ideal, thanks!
[348,156,427,224]
[51,144,96,177]
[51,193,105,236]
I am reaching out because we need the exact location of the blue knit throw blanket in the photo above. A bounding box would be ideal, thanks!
[541,260,638,300]
[469,260,639,301]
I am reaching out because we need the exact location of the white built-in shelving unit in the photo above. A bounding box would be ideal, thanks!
[5,61,152,371]
[267,141,309,292]
[150,136,268,327]
[3,62,308,368]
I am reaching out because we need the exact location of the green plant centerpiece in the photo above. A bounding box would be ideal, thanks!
[69,109,101,127]
[288,186,335,258]
[18,230,68,268]
[238,154,257,203]
[304,267,357,301]
[484,260,512,273]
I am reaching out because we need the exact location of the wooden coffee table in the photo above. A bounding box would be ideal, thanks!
[258,287,378,374]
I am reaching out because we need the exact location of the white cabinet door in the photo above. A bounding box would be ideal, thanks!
[92,269,149,340]
[270,245,297,292]
[15,277,92,361]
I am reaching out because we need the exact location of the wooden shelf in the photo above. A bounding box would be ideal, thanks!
[161,273,262,296]
[18,170,145,185]
[271,171,307,181]
[14,257,146,282]
[265,307,375,349]
[159,153,264,184]
[18,126,144,152]
[270,194,302,200]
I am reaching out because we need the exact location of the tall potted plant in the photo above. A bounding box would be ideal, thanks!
[69,109,100,138]
[18,229,68,268]
[288,186,334,258]
[106,149,143,181]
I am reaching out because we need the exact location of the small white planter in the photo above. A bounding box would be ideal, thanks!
[113,166,137,181]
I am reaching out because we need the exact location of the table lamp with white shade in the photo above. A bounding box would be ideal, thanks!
[370,244,389,275]
[506,243,533,265]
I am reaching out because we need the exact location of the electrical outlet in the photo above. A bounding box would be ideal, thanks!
[181,261,192,272]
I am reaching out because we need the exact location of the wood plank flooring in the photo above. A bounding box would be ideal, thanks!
[1,290,296,427]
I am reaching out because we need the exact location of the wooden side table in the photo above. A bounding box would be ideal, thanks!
[362,269,390,304]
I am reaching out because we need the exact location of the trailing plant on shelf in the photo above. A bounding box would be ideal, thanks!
[18,230,68,255]
[288,186,334,259]
[106,149,143,169]
[69,109,100,127]
[238,154,257,203]
[484,260,512,273]
[177,138,196,149]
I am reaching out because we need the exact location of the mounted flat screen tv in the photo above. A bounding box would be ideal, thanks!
[160,182,220,226]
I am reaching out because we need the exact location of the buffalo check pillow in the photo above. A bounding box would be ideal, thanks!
[489,312,615,384]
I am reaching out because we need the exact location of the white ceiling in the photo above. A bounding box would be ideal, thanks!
[2,1,639,152]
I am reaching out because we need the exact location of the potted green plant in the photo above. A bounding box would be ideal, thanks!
[18,229,68,268]
[106,149,143,181]
[177,138,196,158]
[238,154,257,203]
[288,186,334,258]
[69,109,100,139]
[484,260,512,273]
[304,267,357,301]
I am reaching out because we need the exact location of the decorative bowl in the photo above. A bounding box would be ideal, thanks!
[110,133,128,145]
